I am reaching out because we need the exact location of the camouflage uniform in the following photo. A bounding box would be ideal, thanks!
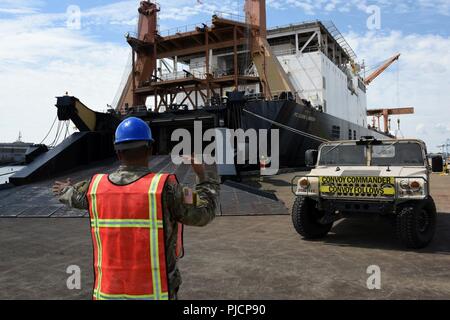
[59,164,220,300]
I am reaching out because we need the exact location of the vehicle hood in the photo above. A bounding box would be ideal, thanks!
[310,166,427,178]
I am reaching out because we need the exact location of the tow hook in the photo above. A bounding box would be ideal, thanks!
[320,210,339,225]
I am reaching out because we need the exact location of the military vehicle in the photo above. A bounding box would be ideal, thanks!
[292,137,443,249]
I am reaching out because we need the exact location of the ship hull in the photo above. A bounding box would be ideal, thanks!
[241,99,389,167]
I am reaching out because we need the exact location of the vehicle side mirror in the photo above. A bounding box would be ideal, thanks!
[305,150,318,168]
[430,155,444,173]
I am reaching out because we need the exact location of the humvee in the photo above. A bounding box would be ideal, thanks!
[292,137,443,249]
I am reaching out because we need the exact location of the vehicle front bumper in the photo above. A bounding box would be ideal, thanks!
[320,199,396,215]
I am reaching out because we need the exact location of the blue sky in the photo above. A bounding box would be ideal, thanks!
[0,0,449,151]
[1,0,448,37]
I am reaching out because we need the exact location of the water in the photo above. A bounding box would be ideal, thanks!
[0,166,25,185]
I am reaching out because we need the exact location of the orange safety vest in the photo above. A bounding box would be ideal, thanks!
[87,172,183,300]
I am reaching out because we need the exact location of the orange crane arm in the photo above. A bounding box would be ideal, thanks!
[367,106,414,134]
[367,107,414,116]
[364,53,401,86]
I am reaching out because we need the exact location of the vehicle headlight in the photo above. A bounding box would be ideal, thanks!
[295,177,319,196]
[299,178,310,190]
[396,178,427,199]
[399,180,409,190]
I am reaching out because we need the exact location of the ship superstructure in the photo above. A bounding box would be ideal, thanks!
[267,21,368,129]
[114,3,368,129]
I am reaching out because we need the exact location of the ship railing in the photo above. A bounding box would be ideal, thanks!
[272,48,296,56]
[158,70,206,81]
[159,22,207,37]
[189,63,255,78]
[245,90,304,103]
[321,21,357,61]
[272,46,322,56]
[267,20,358,62]
[133,105,149,113]
[270,90,301,102]
[269,20,321,34]
[120,105,149,116]
[190,62,228,73]
[213,11,246,23]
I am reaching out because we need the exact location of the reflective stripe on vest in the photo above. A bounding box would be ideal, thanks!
[87,173,170,300]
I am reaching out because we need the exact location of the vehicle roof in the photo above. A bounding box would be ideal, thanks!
[321,139,426,147]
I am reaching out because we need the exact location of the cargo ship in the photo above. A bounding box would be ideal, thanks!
[109,0,393,166]
[10,0,410,185]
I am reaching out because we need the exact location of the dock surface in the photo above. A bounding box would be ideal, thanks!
[0,173,449,299]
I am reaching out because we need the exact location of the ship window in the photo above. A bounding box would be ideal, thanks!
[332,126,341,139]
[353,130,357,140]
[348,129,352,140]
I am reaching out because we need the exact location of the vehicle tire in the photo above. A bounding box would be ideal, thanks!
[292,196,333,239]
[396,197,437,249]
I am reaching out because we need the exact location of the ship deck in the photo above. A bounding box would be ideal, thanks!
[0,156,286,218]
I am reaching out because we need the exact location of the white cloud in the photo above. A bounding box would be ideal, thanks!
[416,123,427,135]
[435,123,450,134]
[267,0,450,16]
[0,0,44,14]
[79,0,241,27]
[346,30,450,151]
[0,12,129,143]
[418,0,450,16]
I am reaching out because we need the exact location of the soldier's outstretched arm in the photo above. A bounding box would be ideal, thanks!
[167,164,220,227]
[53,179,90,210]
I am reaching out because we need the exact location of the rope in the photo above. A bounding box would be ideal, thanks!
[242,109,329,143]
[49,121,64,148]
[63,121,70,140]
[38,115,58,145]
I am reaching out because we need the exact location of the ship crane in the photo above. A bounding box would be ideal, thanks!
[437,139,450,157]
[364,53,401,86]
[367,107,414,134]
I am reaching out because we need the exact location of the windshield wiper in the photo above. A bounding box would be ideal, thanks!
[376,141,399,156]
[321,142,344,158]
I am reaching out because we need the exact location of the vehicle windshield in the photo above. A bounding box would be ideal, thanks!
[319,144,366,166]
[318,142,425,167]
[371,142,424,166]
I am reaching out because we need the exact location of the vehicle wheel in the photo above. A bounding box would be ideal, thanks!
[396,198,437,249]
[292,196,333,239]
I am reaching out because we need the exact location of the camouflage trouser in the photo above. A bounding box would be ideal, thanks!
[170,287,180,300]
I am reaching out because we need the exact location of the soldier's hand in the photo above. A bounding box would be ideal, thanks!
[189,155,206,181]
[52,178,72,196]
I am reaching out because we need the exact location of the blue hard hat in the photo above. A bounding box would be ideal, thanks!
[114,117,153,145]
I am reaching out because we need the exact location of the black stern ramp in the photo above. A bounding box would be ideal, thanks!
[9,132,115,186]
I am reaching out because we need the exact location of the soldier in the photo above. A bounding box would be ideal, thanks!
[52,117,219,300]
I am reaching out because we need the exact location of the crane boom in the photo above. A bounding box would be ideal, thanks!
[367,107,414,134]
[364,53,401,86]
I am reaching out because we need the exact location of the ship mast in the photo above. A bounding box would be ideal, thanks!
[244,0,296,100]
[117,1,159,113]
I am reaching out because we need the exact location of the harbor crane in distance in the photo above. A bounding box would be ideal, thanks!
[437,139,450,157]
[367,107,414,134]
[364,53,401,86]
